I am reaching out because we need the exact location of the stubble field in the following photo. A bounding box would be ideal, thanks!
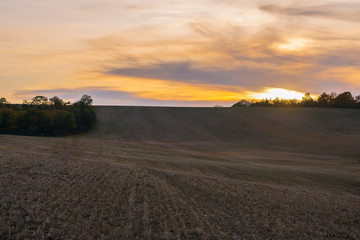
[1,106,360,239]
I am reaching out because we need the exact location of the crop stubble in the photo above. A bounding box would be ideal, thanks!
[1,107,360,239]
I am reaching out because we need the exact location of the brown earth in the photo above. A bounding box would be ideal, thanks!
[1,106,360,239]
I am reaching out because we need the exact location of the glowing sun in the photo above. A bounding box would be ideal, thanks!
[247,88,307,100]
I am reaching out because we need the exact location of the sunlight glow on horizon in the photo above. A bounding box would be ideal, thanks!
[247,88,310,100]
[13,75,245,103]
[14,77,317,105]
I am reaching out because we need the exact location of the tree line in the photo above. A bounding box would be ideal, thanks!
[232,91,360,108]
[0,95,96,136]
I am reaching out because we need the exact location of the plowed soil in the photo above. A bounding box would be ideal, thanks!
[1,107,360,239]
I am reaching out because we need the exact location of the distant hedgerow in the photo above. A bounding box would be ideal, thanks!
[232,91,360,108]
[0,95,96,136]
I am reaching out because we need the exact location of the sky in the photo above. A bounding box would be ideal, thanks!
[1,0,360,106]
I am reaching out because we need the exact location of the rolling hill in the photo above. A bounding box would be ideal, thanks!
[1,106,359,239]
[92,106,360,152]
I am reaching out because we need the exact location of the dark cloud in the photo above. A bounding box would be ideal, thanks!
[259,3,360,22]
[105,61,298,90]
[107,62,261,85]
[316,48,360,67]
[319,56,360,67]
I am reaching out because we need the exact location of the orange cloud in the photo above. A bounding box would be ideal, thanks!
[18,74,246,102]
[317,67,360,86]
[84,75,246,102]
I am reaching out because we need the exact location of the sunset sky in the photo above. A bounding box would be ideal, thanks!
[1,0,360,106]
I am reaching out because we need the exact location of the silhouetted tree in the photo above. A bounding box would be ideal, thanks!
[232,100,251,107]
[49,96,69,109]
[287,99,299,107]
[0,97,9,107]
[272,98,281,106]
[76,95,93,106]
[302,93,316,107]
[317,93,331,107]
[31,96,49,106]
[329,92,337,106]
[334,92,355,107]
[72,95,96,132]
[355,95,360,106]
[253,99,271,106]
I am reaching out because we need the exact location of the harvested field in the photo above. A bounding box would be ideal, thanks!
[1,106,360,239]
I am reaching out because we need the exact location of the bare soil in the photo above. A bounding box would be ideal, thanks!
[1,107,360,239]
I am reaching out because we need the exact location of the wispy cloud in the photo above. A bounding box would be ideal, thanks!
[259,2,360,23]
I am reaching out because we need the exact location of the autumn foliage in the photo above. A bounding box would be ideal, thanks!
[0,95,96,136]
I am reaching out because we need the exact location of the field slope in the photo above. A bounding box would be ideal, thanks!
[1,106,360,239]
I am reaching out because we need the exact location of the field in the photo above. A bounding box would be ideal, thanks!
[1,106,360,239]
